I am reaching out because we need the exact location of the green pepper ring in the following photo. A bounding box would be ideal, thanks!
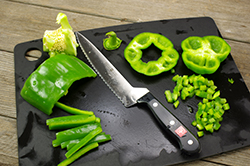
[181,36,231,74]
[124,32,179,76]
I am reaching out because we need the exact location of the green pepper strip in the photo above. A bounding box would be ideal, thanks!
[46,114,96,130]
[60,132,111,150]
[65,127,102,158]
[52,123,101,147]
[103,31,122,50]
[55,102,94,115]
[58,142,99,166]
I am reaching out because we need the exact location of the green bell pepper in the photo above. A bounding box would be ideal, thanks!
[103,31,122,50]
[181,36,231,74]
[124,32,179,76]
[21,54,97,115]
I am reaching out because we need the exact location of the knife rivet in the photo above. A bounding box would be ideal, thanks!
[170,120,175,126]
[188,139,193,145]
[153,102,158,107]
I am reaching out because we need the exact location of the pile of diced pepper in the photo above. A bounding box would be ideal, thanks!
[46,102,111,166]
[165,74,230,137]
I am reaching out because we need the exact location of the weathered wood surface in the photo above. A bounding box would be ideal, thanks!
[0,0,250,165]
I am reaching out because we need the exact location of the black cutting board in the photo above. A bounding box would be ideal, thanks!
[14,17,250,166]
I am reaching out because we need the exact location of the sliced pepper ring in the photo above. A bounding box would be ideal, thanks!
[124,32,179,76]
[181,36,231,74]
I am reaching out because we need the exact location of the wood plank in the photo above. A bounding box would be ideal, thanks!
[10,0,250,43]
[0,1,127,52]
[0,116,18,166]
[204,146,250,166]
[0,51,16,118]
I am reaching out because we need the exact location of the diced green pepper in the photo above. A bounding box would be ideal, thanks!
[164,74,230,137]
[212,90,220,99]
[228,78,234,84]
[223,103,230,110]
[173,100,180,108]
[165,90,173,103]
[197,131,204,137]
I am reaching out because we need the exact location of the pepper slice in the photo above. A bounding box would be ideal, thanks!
[181,36,231,74]
[52,123,101,147]
[20,54,97,115]
[60,132,112,150]
[46,114,97,130]
[124,32,179,76]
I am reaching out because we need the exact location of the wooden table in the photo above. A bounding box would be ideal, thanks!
[1,0,250,165]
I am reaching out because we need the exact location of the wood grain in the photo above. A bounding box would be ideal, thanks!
[0,1,126,52]
[0,116,18,166]
[11,0,250,43]
[0,51,16,118]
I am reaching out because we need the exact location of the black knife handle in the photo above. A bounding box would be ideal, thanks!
[138,92,201,155]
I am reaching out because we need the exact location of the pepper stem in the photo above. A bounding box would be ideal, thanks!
[103,31,122,50]
[106,31,117,45]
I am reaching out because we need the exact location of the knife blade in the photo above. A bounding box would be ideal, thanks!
[76,32,201,155]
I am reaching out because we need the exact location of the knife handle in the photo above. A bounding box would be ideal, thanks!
[138,92,201,155]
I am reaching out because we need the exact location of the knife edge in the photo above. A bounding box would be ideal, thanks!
[76,32,149,107]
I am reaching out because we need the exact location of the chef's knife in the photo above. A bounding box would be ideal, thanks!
[76,32,201,155]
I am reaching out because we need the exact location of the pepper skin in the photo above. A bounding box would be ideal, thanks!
[124,32,179,76]
[21,54,97,115]
[181,36,231,74]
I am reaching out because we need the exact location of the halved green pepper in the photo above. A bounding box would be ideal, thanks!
[124,32,179,76]
[21,54,97,115]
[181,36,231,74]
